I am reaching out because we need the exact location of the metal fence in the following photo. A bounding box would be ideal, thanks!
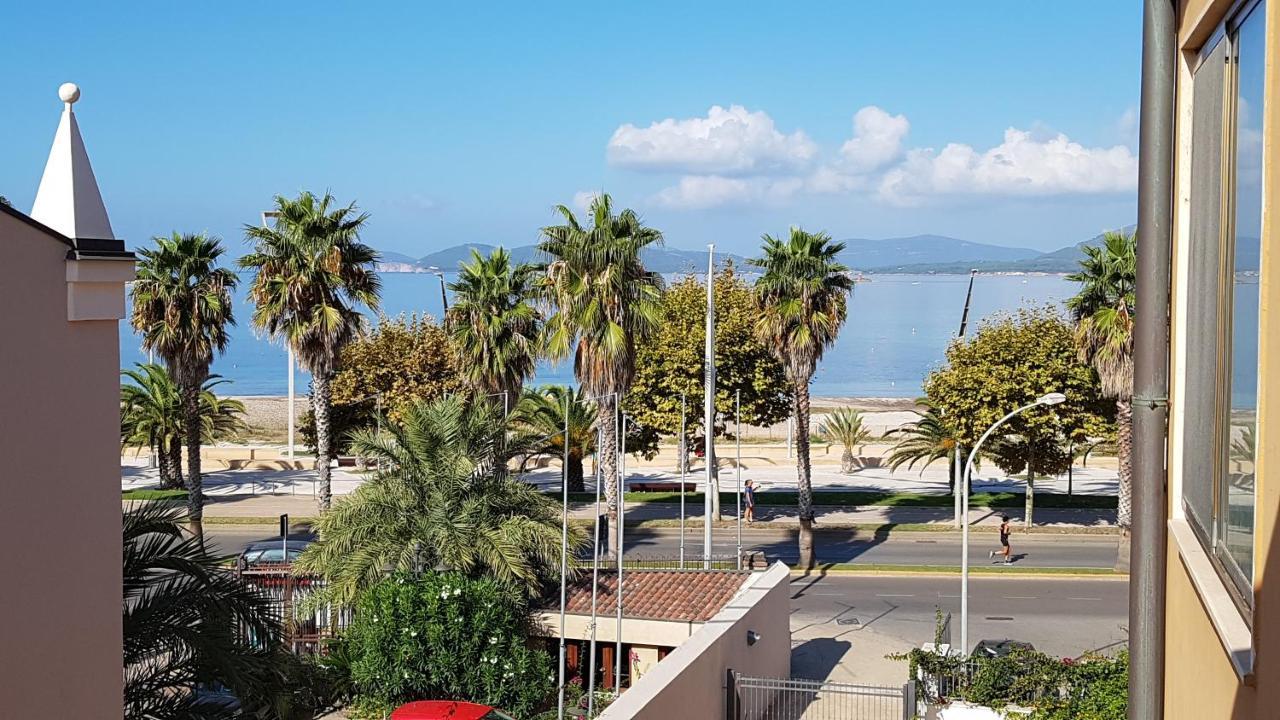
[571,553,751,571]
[237,563,349,654]
[727,672,914,720]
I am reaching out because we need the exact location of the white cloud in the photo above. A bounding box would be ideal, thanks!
[607,105,817,175]
[572,190,601,212]
[838,106,910,173]
[876,128,1138,204]
[651,175,801,210]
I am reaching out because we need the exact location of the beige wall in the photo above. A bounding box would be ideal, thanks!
[598,563,792,720]
[1164,0,1280,717]
[0,215,125,715]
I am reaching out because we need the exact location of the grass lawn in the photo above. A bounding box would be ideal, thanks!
[122,488,189,501]
[558,490,1116,509]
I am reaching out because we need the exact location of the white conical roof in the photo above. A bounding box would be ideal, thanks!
[30,83,115,241]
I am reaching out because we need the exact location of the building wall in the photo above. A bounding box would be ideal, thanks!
[1165,0,1280,717]
[598,563,792,720]
[0,215,124,715]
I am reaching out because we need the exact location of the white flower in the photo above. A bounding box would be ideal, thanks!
[453,587,462,596]
[410,630,418,637]
[489,636,498,645]
[440,590,449,600]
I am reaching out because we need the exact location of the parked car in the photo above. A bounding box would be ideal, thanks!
[972,639,1035,658]
[391,701,516,720]
[236,539,311,569]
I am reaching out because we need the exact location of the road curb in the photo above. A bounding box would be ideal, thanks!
[786,567,1129,580]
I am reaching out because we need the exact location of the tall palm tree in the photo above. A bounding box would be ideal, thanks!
[751,229,851,569]
[131,232,237,539]
[538,193,664,530]
[241,191,381,512]
[513,385,598,491]
[819,408,873,474]
[296,395,579,605]
[886,399,960,492]
[446,248,541,406]
[123,502,281,720]
[1067,230,1135,529]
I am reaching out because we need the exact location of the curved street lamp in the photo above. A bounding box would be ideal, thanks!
[959,392,1065,656]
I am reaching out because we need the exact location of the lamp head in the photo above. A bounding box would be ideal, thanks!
[1036,392,1067,406]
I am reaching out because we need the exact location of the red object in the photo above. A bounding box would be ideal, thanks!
[390,700,498,720]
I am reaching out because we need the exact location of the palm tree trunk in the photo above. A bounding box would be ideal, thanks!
[841,447,855,474]
[1116,398,1133,530]
[168,436,185,489]
[313,371,334,512]
[599,394,619,553]
[569,454,585,493]
[795,384,816,570]
[182,376,204,544]
[156,438,175,489]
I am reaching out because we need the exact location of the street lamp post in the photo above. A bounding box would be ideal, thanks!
[679,393,687,569]
[959,392,1066,656]
[425,266,448,314]
[261,210,296,462]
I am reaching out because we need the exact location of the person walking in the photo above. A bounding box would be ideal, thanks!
[743,479,756,525]
[990,515,1014,564]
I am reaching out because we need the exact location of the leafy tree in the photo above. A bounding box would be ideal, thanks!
[539,193,664,535]
[513,385,597,492]
[241,191,381,512]
[121,364,186,489]
[446,248,542,406]
[819,408,873,474]
[924,307,1110,527]
[123,502,280,720]
[750,228,851,569]
[886,399,960,492]
[624,265,791,480]
[296,395,581,605]
[1066,230,1136,529]
[344,572,554,718]
[305,314,461,453]
[131,232,237,540]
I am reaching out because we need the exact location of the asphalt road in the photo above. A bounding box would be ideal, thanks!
[206,525,1120,569]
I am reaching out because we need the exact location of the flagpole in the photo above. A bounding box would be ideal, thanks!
[703,244,716,569]
[586,422,603,717]
[557,394,570,720]
[736,389,742,570]
[615,411,626,692]
[679,393,687,570]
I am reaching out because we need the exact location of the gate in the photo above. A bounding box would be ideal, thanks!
[726,671,915,720]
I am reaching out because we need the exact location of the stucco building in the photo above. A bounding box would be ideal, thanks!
[0,84,134,714]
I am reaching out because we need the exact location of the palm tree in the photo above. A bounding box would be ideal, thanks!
[819,408,873,473]
[123,502,281,720]
[446,248,541,405]
[538,193,664,532]
[241,191,381,512]
[1067,229,1135,529]
[131,232,237,539]
[513,385,598,492]
[886,399,960,492]
[751,229,851,569]
[122,365,249,489]
[296,395,579,605]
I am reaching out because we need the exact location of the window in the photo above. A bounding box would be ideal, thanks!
[1183,0,1265,608]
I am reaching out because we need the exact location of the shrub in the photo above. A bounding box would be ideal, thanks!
[344,572,553,717]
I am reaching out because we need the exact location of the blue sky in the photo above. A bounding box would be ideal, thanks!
[0,1,1140,256]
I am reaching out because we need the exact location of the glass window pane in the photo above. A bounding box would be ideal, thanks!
[1183,36,1228,537]
[1220,4,1265,584]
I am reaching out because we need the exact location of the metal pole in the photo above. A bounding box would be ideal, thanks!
[787,416,793,458]
[736,389,742,570]
[587,424,603,717]
[287,347,295,461]
[1131,1,1174,716]
[680,393,687,570]
[615,413,626,693]
[437,272,448,313]
[704,244,716,569]
[557,395,570,720]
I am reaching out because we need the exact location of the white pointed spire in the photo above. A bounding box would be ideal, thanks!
[30,83,115,241]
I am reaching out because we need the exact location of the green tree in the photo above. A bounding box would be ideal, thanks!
[121,364,185,489]
[1066,230,1136,529]
[539,193,664,533]
[751,229,851,569]
[305,314,461,453]
[885,399,960,492]
[344,572,554,718]
[924,307,1110,527]
[296,395,580,604]
[624,265,791,479]
[241,191,381,512]
[131,232,237,540]
[446,248,542,407]
[819,408,873,474]
[513,385,597,492]
[123,502,281,720]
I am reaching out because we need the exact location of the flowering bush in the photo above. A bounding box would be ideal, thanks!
[345,572,553,717]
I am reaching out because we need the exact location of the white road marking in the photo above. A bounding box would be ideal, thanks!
[1003,596,1037,600]
[875,593,915,598]
[1067,597,1102,601]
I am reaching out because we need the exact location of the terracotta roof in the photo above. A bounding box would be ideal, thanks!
[557,570,750,622]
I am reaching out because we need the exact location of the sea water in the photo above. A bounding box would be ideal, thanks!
[119,273,1078,398]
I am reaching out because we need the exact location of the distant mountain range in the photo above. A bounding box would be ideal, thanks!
[375,226,1171,275]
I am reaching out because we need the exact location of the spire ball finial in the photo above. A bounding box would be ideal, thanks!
[58,82,81,105]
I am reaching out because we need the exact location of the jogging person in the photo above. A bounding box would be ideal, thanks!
[990,515,1013,564]
[743,479,756,524]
